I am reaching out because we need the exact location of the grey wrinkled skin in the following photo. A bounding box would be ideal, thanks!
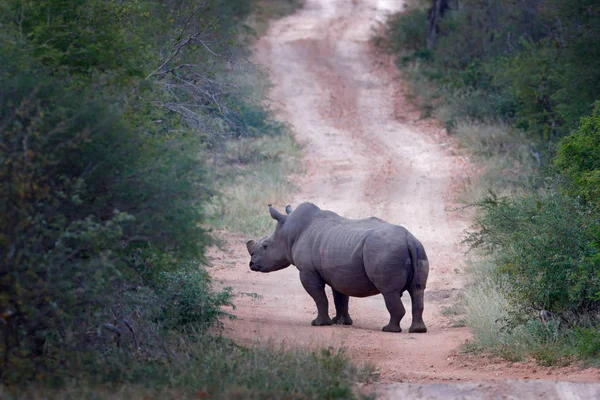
[246,202,430,333]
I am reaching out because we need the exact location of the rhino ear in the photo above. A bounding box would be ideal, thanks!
[285,205,293,215]
[246,239,256,254]
[268,204,287,223]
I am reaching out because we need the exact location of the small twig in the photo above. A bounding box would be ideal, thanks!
[146,32,199,79]
[122,318,139,349]
[146,63,199,77]
[98,323,122,347]
[191,37,222,58]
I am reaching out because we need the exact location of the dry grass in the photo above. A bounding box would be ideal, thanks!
[451,120,539,202]
[240,0,305,42]
[207,133,302,236]
[461,260,535,360]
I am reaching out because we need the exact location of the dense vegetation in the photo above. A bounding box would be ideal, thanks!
[0,0,372,397]
[383,0,600,364]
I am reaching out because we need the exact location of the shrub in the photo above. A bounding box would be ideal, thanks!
[157,269,234,331]
[384,0,600,149]
[0,11,212,383]
[386,8,428,54]
[466,190,600,316]
[554,102,600,206]
[573,326,600,359]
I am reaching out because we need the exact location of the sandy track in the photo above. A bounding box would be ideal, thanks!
[209,0,600,397]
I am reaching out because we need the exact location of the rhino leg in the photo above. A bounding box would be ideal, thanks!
[299,271,333,326]
[381,292,406,332]
[409,259,429,333]
[332,289,353,325]
[408,288,427,333]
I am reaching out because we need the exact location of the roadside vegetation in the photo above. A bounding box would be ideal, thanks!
[0,0,372,398]
[380,0,600,365]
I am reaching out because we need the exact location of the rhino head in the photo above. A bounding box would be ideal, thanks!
[246,204,293,273]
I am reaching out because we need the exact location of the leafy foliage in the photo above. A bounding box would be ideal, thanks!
[0,0,302,386]
[157,269,234,331]
[386,8,428,54]
[384,0,600,142]
[0,12,214,383]
[555,102,600,206]
[466,190,600,315]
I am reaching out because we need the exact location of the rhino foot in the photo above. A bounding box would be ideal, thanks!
[382,324,402,333]
[332,314,353,325]
[311,316,333,326]
[408,324,427,333]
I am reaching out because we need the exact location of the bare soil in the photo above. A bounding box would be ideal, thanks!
[208,0,600,397]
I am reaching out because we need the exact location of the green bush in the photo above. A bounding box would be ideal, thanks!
[6,0,148,78]
[226,97,288,139]
[462,258,600,365]
[384,0,600,147]
[573,326,600,359]
[555,102,600,206]
[466,190,600,316]
[0,42,218,382]
[386,8,428,54]
[157,269,234,331]
[0,0,249,384]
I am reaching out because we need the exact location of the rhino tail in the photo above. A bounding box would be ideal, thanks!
[408,240,421,290]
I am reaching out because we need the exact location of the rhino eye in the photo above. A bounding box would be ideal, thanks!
[262,244,268,250]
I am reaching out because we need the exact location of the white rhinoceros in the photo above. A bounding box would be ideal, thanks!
[246,202,429,333]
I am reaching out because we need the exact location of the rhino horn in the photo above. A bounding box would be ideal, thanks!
[246,239,256,254]
[285,205,293,214]
[268,204,287,223]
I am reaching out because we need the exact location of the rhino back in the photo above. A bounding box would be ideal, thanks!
[286,206,422,297]
[308,217,389,297]
[310,216,422,296]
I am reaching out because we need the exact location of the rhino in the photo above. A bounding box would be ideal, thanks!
[246,202,429,333]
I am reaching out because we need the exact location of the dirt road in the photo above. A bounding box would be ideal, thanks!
[209,0,600,397]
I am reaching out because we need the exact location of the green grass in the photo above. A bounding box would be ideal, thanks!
[1,338,376,400]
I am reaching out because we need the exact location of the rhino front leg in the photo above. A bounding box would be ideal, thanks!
[408,288,427,333]
[332,289,353,325]
[299,271,333,326]
[381,292,406,332]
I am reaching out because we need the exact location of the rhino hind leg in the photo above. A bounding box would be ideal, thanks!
[332,289,353,325]
[408,288,427,333]
[381,292,406,332]
[408,259,429,333]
